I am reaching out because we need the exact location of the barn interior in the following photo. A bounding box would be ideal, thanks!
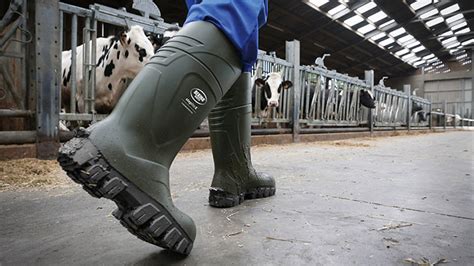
[0,0,473,265]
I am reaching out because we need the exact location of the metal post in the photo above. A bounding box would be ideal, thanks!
[35,0,61,159]
[365,70,374,133]
[83,17,91,113]
[429,102,432,130]
[443,99,447,130]
[70,14,77,114]
[404,84,411,131]
[453,103,457,129]
[286,40,300,142]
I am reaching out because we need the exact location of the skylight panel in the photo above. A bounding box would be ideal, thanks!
[423,54,435,60]
[398,34,414,43]
[395,48,410,56]
[370,32,386,41]
[427,58,437,63]
[419,8,439,19]
[426,17,444,27]
[379,19,395,28]
[456,53,467,60]
[328,4,347,16]
[408,57,420,64]
[412,45,425,53]
[449,48,460,54]
[440,4,459,16]
[368,11,387,23]
[389,28,406,37]
[451,21,467,31]
[455,27,470,35]
[410,0,431,11]
[379,37,395,46]
[446,14,463,24]
[441,36,457,45]
[357,24,376,34]
[440,30,453,37]
[413,61,425,67]
[461,38,474,46]
[402,53,416,60]
[446,41,460,49]
[344,15,364,26]
[406,40,420,48]
[356,2,377,14]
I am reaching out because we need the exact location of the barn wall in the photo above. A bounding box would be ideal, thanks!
[386,52,474,118]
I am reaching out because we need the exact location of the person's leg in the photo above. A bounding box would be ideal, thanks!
[208,73,275,208]
[58,21,241,255]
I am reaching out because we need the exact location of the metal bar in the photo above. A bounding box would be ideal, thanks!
[90,17,97,114]
[70,14,78,114]
[83,17,91,113]
[300,127,368,133]
[365,70,374,133]
[0,109,34,117]
[0,131,36,145]
[404,85,411,131]
[443,100,447,130]
[35,0,61,159]
[286,40,300,142]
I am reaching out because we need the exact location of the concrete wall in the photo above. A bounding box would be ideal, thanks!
[386,51,473,118]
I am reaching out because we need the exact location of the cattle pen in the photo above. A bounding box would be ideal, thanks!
[0,0,473,160]
[1,0,474,265]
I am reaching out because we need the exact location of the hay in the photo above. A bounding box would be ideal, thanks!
[0,159,72,191]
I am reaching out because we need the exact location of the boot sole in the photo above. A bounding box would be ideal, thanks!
[208,187,276,208]
[57,137,193,255]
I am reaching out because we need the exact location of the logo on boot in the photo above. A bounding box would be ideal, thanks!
[190,88,207,106]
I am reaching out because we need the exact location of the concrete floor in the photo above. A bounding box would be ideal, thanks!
[0,131,473,265]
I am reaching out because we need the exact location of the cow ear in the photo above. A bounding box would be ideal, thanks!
[120,31,128,46]
[255,78,265,87]
[282,80,293,89]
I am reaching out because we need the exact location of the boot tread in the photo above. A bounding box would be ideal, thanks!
[58,136,193,255]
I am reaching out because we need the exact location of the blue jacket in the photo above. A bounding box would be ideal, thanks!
[185,0,268,72]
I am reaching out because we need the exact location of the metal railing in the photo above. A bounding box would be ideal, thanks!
[299,65,370,127]
[3,0,474,159]
[373,85,408,127]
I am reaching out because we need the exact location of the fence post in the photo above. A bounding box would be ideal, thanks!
[453,103,457,129]
[364,70,374,133]
[443,99,447,130]
[404,84,411,131]
[429,102,432,130]
[286,40,300,142]
[35,0,61,159]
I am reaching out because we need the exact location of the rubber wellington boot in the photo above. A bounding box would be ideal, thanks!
[57,21,241,255]
[208,73,275,208]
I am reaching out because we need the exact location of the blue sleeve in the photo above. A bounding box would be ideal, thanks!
[184,0,268,72]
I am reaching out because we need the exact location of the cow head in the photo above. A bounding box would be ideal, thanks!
[118,25,154,72]
[147,26,179,53]
[359,89,376,109]
[255,71,293,108]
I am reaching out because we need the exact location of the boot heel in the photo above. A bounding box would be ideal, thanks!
[209,188,244,208]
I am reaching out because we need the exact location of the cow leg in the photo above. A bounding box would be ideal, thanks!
[208,73,275,208]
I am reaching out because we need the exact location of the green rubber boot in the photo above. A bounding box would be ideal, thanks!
[58,21,241,255]
[208,73,276,208]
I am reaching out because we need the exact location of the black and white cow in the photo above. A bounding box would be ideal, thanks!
[252,69,293,116]
[61,25,154,114]
[147,26,179,53]
[412,102,427,122]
